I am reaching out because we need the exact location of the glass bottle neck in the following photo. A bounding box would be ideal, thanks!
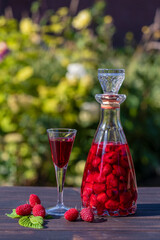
[100,107,122,129]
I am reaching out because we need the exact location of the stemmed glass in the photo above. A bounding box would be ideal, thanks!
[46,128,77,216]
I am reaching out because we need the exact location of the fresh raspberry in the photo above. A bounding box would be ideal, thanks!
[82,195,90,207]
[106,188,119,200]
[105,200,119,210]
[64,208,79,221]
[99,163,112,176]
[16,204,32,216]
[119,175,127,182]
[83,183,93,196]
[92,156,101,168]
[103,152,117,165]
[97,192,108,204]
[120,156,129,168]
[32,204,46,218]
[90,144,97,155]
[120,192,132,205]
[119,182,127,191]
[86,173,95,183]
[112,165,126,177]
[80,208,94,222]
[29,194,41,207]
[90,194,98,208]
[93,183,106,194]
[94,172,106,183]
[120,192,133,210]
[106,173,118,188]
[105,142,116,152]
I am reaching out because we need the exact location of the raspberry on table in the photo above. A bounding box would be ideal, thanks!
[16,204,32,216]
[64,208,79,221]
[29,194,41,207]
[32,204,46,218]
[80,208,94,222]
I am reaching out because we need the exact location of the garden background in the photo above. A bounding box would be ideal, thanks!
[0,0,160,187]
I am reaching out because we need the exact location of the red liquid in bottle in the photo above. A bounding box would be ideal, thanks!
[49,137,74,168]
[81,142,137,216]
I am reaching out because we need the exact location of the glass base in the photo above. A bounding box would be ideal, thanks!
[46,204,69,216]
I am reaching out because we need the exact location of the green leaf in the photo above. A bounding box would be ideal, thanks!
[30,215,44,225]
[19,216,43,229]
[6,209,21,218]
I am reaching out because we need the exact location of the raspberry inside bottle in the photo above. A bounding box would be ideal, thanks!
[81,69,138,216]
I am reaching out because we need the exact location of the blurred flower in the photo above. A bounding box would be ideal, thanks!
[104,15,113,24]
[79,102,99,125]
[75,160,86,174]
[72,9,91,30]
[4,133,23,143]
[141,26,150,34]
[30,33,41,44]
[80,74,93,88]
[56,7,68,17]
[15,66,34,82]
[60,58,70,67]
[0,42,9,61]
[154,30,160,39]
[0,16,6,26]
[50,23,64,34]
[66,63,86,81]
[50,15,60,23]
[20,18,38,35]
[125,32,134,41]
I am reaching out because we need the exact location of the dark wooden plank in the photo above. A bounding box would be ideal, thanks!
[0,230,160,240]
[0,187,160,240]
[1,212,160,231]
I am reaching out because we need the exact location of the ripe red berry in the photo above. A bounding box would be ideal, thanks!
[29,194,41,207]
[92,156,101,168]
[80,208,94,222]
[64,208,79,221]
[105,200,119,210]
[112,165,126,177]
[97,192,108,204]
[100,163,112,176]
[16,204,32,216]
[93,183,106,194]
[32,204,46,218]
[90,194,98,208]
[106,173,118,188]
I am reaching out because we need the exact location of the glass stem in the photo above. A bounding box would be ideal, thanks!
[54,165,67,206]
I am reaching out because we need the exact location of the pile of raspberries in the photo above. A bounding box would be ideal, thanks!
[15,194,94,222]
[81,142,137,215]
[16,194,45,218]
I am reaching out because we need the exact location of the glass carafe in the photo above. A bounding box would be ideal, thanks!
[81,69,138,216]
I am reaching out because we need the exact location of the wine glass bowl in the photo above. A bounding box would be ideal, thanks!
[46,128,77,216]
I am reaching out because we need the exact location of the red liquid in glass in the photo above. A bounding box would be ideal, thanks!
[49,137,74,168]
[81,142,137,216]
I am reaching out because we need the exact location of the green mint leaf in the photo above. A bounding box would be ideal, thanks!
[6,209,21,218]
[31,223,44,229]
[19,216,43,229]
[30,216,44,225]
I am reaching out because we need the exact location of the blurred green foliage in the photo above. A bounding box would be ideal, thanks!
[0,1,160,186]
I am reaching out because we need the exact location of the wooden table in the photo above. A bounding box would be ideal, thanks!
[0,187,160,240]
